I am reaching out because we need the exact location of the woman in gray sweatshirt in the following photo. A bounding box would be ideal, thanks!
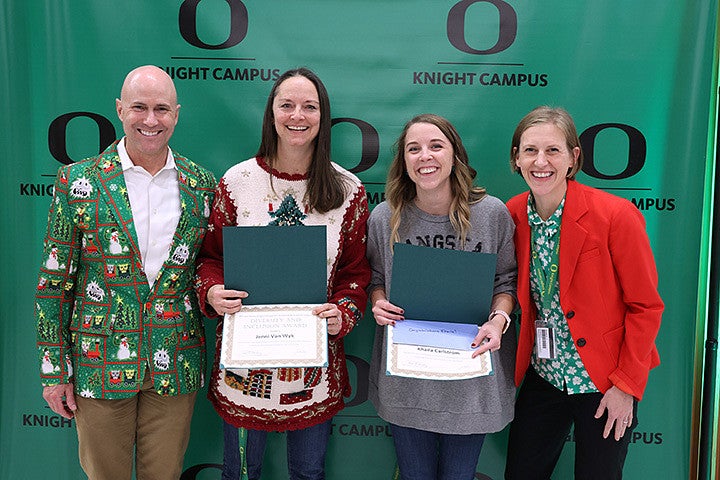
[367,113,518,480]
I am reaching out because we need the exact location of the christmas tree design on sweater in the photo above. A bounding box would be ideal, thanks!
[268,195,307,226]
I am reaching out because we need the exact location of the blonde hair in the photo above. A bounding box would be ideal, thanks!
[385,114,486,250]
[509,105,584,179]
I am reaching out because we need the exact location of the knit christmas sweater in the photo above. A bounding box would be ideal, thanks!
[195,156,370,431]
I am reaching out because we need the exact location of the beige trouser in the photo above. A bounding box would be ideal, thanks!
[74,368,197,480]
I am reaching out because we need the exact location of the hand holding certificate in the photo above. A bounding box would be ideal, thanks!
[220,226,329,368]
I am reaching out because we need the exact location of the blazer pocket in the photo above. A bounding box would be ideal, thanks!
[602,325,624,364]
[577,247,601,263]
[70,302,112,337]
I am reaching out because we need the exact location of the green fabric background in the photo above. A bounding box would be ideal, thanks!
[1,1,718,478]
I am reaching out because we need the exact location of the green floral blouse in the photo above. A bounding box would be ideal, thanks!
[528,196,598,394]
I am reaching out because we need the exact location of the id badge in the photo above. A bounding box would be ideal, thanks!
[535,319,556,359]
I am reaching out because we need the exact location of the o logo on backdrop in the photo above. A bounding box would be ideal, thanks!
[447,0,518,54]
[46,114,381,169]
[331,118,380,174]
[344,355,370,408]
[45,112,648,183]
[48,113,116,166]
[180,464,222,480]
[178,0,249,49]
[580,124,647,180]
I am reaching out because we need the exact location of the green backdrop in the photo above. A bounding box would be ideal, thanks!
[1,1,718,479]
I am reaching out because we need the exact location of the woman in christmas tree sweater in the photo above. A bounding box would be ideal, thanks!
[195,68,370,480]
[367,114,517,479]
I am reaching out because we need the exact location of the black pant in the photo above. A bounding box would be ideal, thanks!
[505,367,637,480]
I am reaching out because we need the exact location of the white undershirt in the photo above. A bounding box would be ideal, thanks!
[117,138,181,287]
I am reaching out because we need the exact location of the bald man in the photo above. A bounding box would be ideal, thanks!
[35,65,216,479]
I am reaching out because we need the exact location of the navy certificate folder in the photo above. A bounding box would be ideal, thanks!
[389,242,497,324]
[222,225,327,305]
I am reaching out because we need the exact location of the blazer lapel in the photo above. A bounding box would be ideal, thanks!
[94,142,143,263]
[559,181,589,295]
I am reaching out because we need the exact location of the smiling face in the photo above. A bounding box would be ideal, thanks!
[116,66,179,168]
[403,122,455,200]
[514,122,580,211]
[272,76,321,151]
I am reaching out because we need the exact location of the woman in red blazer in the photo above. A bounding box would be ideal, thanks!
[504,106,663,480]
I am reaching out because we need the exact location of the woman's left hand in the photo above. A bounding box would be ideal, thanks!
[313,303,343,335]
[470,320,503,358]
[595,386,634,441]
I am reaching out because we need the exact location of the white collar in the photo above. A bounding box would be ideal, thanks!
[117,137,176,173]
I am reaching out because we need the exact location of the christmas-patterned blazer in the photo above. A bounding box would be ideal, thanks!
[35,140,216,399]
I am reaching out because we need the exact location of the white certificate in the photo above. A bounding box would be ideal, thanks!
[220,304,328,369]
[386,325,493,380]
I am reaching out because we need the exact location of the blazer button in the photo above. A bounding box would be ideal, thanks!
[577,338,587,347]
[566,310,575,319]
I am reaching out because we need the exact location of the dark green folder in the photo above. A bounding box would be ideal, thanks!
[222,225,327,305]
[390,242,497,324]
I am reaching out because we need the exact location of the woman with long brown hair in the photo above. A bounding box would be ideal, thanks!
[195,68,371,480]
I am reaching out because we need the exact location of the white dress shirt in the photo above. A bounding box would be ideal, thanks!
[117,138,181,287]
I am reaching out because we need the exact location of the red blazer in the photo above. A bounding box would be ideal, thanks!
[506,180,663,400]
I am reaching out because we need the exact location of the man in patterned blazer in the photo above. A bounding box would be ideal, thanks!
[35,65,216,480]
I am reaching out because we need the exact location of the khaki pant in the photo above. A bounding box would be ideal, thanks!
[74,368,197,480]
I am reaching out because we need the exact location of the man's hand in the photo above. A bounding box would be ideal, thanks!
[43,383,77,419]
[207,284,248,315]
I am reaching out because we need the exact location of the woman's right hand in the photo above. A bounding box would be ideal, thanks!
[372,298,404,326]
[207,284,248,315]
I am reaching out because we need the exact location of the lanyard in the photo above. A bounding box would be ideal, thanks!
[530,224,561,314]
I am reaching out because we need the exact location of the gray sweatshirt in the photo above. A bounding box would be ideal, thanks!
[367,197,518,434]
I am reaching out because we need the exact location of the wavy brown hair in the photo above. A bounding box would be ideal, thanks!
[256,67,348,213]
[386,114,486,249]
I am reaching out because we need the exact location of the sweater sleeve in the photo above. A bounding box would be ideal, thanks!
[329,186,371,339]
[492,201,518,300]
[195,177,238,318]
[366,203,389,295]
